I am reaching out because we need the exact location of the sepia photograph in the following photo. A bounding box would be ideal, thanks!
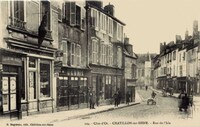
[0,0,200,127]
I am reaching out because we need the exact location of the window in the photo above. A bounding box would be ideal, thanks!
[110,45,113,66]
[132,64,137,78]
[179,54,181,62]
[79,78,88,103]
[100,43,106,65]
[108,18,113,36]
[92,39,99,64]
[71,43,76,66]
[81,8,86,30]
[76,45,81,66]
[70,43,81,66]
[91,8,99,30]
[179,65,183,76]
[173,51,176,60]
[29,72,36,100]
[65,2,83,27]
[10,1,25,29]
[183,52,185,61]
[105,76,112,99]
[117,23,123,41]
[117,47,122,67]
[62,41,68,66]
[40,60,51,98]
[41,1,50,30]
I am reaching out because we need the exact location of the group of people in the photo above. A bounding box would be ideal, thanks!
[89,88,124,109]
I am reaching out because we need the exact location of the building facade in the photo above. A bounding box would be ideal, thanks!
[86,1,126,105]
[124,37,137,102]
[56,1,90,111]
[155,28,200,95]
[0,0,59,118]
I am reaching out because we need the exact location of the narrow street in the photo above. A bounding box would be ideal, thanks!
[57,88,197,127]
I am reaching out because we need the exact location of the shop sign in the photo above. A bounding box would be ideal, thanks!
[2,55,22,66]
[127,82,136,86]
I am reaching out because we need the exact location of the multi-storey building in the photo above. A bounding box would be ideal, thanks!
[124,37,137,102]
[0,0,59,118]
[86,1,126,105]
[56,1,89,111]
[155,31,200,95]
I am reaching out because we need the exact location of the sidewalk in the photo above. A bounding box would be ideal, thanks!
[0,91,142,125]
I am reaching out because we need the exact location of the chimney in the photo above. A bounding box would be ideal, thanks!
[176,35,182,43]
[124,37,129,45]
[104,3,115,16]
[124,37,133,56]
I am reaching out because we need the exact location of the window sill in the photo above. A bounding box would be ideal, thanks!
[39,97,53,102]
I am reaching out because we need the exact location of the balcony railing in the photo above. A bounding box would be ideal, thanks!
[9,16,26,30]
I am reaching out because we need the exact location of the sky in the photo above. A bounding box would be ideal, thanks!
[103,0,200,54]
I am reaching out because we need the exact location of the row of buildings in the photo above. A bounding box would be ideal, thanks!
[153,20,200,95]
[0,0,137,119]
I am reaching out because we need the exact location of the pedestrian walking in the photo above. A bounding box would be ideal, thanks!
[126,91,131,105]
[89,90,96,109]
[113,91,118,107]
[117,88,122,106]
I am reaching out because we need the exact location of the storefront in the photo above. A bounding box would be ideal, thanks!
[126,79,136,103]
[21,56,55,116]
[57,68,89,111]
[91,66,124,106]
[0,49,24,119]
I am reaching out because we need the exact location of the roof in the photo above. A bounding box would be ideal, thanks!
[88,4,126,25]
[124,50,138,59]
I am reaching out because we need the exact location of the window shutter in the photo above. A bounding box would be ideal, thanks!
[81,8,86,30]
[63,42,67,65]
[62,3,65,22]
[65,2,70,24]
[58,8,62,22]
[70,2,76,26]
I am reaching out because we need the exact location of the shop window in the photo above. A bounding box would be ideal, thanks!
[40,60,50,98]
[57,77,69,107]
[70,77,79,105]
[79,78,88,103]
[29,72,36,100]
[105,76,112,99]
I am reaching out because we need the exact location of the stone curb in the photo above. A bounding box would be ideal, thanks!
[62,102,140,121]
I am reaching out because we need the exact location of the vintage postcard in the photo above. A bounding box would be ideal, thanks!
[0,0,200,127]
